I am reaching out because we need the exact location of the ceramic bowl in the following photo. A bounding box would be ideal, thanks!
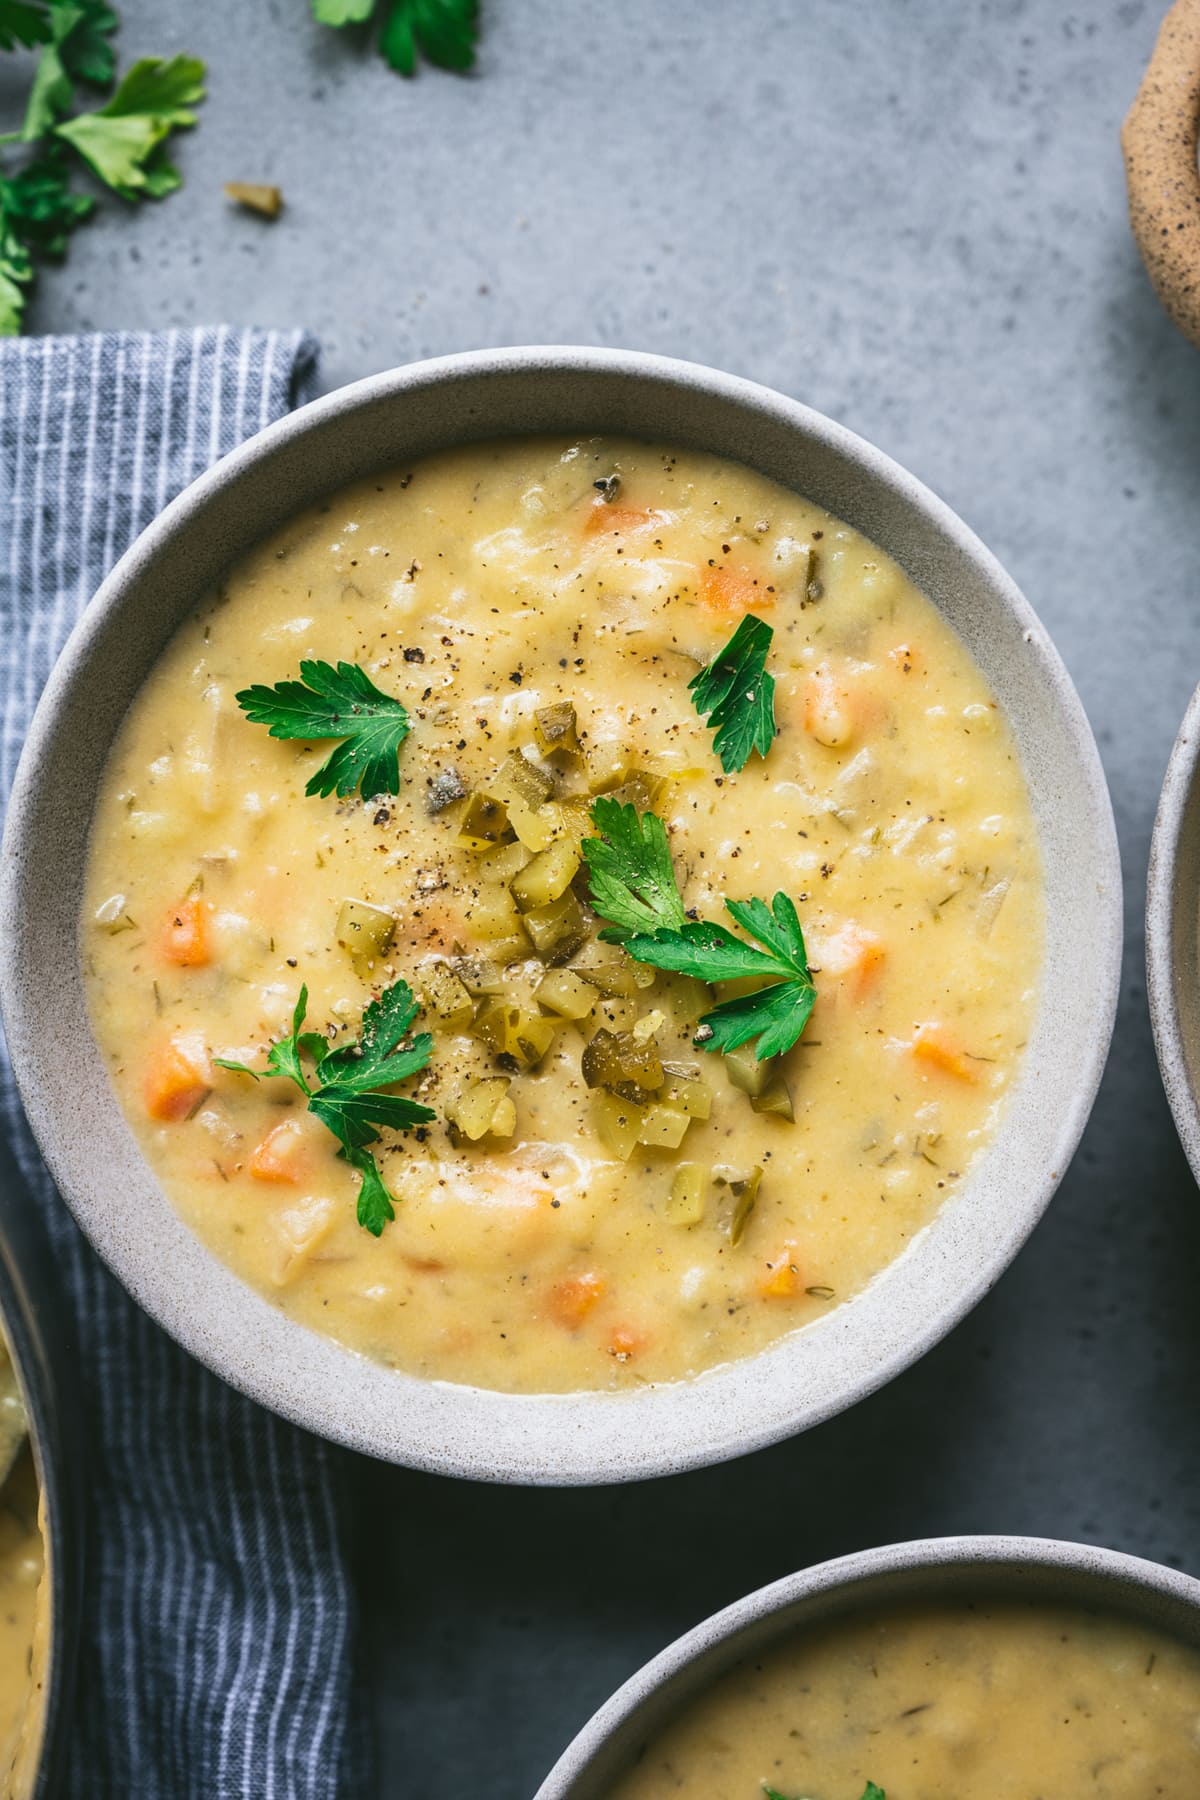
[0,1134,83,1796]
[1148,681,1200,1177]
[0,347,1122,1483]
[534,1535,1200,1797]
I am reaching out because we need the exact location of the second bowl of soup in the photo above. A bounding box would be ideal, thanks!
[536,1537,1200,1799]
[0,349,1121,1480]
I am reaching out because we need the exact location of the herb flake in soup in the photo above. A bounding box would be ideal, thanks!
[82,436,1042,1394]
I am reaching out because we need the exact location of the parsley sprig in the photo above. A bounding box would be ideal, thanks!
[0,4,204,333]
[764,1786,883,1800]
[235,660,412,800]
[582,796,687,943]
[0,4,53,53]
[583,800,817,1061]
[311,0,478,77]
[55,53,205,200]
[627,895,817,1059]
[215,980,435,1236]
[689,613,776,773]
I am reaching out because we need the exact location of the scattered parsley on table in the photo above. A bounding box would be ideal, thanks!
[0,1,204,333]
[310,0,479,77]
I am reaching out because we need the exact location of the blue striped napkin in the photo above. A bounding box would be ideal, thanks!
[0,329,372,1798]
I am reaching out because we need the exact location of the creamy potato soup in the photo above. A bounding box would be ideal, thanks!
[0,1341,46,1799]
[83,436,1041,1393]
[610,1599,1200,1800]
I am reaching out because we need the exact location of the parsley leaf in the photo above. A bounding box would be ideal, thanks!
[311,0,478,77]
[1,11,202,333]
[235,660,412,800]
[0,218,31,336]
[54,0,118,87]
[348,1145,396,1237]
[316,982,433,1092]
[581,796,688,945]
[626,893,817,1060]
[0,144,93,333]
[688,612,776,773]
[582,801,817,1062]
[379,0,477,74]
[0,2,51,52]
[763,1786,884,1800]
[215,980,435,1236]
[23,0,117,140]
[55,53,204,200]
[311,0,374,21]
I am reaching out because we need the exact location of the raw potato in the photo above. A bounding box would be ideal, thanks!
[1122,0,1200,347]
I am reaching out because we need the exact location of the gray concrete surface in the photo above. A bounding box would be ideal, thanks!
[10,0,1200,1792]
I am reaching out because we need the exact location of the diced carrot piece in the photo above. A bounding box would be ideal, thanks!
[249,1118,312,1184]
[911,1025,978,1083]
[144,1033,212,1122]
[400,901,466,956]
[583,500,663,537]
[802,667,855,747]
[817,922,886,1000]
[161,895,212,968]
[793,662,886,745]
[607,1324,648,1361]
[404,1254,447,1274]
[699,563,773,615]
[758,1243,804,1300]
[548,1271,606,1329]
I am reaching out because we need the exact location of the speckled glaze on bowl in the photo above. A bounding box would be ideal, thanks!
[533,1535,1200,1799]
[0,348,1121,1484]
[1148,681,1200,1178]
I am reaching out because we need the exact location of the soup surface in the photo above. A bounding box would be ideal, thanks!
[83,436,1041,1392]
[0,1342,46,1800]
[610,1598,1200,1800]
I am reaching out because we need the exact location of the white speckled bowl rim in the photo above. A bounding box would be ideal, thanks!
[533,1535,1200,1798]
[0,347,1122,1484]
[1148,681,1200,1178]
